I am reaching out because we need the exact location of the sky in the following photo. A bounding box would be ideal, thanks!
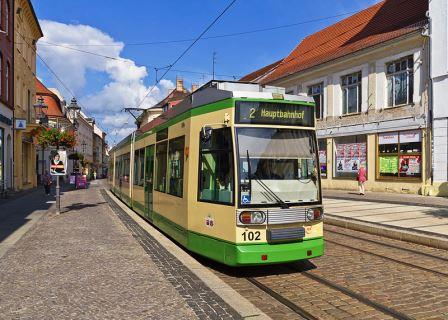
[33,0,379,145]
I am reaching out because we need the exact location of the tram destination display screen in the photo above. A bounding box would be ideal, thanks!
[235,101,314,127]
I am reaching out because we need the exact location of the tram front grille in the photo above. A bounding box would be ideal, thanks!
[267,208,307,225]
[268,227,305,241]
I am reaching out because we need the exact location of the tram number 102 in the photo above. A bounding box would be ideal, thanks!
[241,231,261,241]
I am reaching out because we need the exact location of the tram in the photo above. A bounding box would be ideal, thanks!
[109,81,324,266]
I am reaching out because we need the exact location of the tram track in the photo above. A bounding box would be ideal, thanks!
[243,264,412,320]
[324,229,448,278]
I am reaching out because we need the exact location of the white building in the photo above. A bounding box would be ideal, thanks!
[429,0,448,195]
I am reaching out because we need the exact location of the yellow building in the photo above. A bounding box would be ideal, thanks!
[13,0,43,190]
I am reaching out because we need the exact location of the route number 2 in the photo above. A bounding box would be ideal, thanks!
[242,231,261,241]
[249,108,256,119]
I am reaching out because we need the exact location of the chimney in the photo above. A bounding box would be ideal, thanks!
[176,77,184,92]
[191,83,199,92]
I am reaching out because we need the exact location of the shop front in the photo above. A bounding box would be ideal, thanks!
[319,129,427,194]
[0,107,13,190]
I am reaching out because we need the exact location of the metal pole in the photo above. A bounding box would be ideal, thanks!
[56,174,60,214]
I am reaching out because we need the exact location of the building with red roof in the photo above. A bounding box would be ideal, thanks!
[243,0,434,195]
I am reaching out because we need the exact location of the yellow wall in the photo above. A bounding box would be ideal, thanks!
[13,0,42,190]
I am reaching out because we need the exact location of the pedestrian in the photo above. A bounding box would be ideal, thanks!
[42,170,52,195]
[357,164,367,195]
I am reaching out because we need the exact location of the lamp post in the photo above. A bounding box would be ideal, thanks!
[33,96,49,181]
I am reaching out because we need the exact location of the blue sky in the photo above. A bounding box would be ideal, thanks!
[33,0,379,144]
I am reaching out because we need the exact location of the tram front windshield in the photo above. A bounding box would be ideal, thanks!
[237,127,319,206]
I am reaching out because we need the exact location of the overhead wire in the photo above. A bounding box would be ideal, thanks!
[135,0,238,109]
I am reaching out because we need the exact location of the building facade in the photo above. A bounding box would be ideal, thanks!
[73,112,94,176]
[93,123,107,177]
[0,0,14,191]
[429,0,448,196]
[244,0,434,195]
[13,0,42,190]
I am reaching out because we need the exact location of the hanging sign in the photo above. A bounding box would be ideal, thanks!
[50,150,67,176]
[14,119,27,130]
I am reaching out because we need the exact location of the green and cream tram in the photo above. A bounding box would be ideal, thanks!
[110,81,324,266]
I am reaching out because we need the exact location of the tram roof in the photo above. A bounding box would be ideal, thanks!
[138,80,313,133]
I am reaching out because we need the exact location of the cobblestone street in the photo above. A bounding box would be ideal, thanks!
[1,181,448,319]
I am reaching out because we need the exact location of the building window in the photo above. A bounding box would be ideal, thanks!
[341,72,362,114]
[5,62,9,102]
[0,53,2,98]
[5,1,9,35]
[318,139,327,178]
[27,90,31,122]
[386,56,414,107]
[308,83,324,119]
[155,141,168,192]
[199,128,234,204]
[168,136,185,197]
[377,130,421,179]
[133,148,145,186]
[334,135,367,178]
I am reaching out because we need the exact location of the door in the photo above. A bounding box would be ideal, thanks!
[144,145,155,220]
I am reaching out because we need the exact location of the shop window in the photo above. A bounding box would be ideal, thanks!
[341,72,362,115]
[318,139,327,178]
[334,135,367,178]
[387,56,414,107]
[199,128,234,204]
[168,136,185,197]
[308,83,324,119]
[133,148,145,186]
[155,141,168,192]
[378,130,421,179]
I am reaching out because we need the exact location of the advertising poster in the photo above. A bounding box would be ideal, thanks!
[50,150,67,176]
[379,156,398,174]
[399,155,421,176]
[335,142,366,173]
[318,150,327,177]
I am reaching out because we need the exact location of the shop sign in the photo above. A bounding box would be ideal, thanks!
[399,155,421,176]
[378,132,398,144]
[379,156,398,174]
[335,142,367,173]
[14,119,27,130]
[399,130,421,143]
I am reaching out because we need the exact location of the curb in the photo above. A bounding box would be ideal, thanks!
[325,214,448,250]
[105,189,271,320]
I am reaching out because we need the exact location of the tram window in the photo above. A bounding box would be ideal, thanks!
[133,148,145,186]
[156,128,168,142]
[155,142,168,192]
[199,128,234,204]
[168,136,185,197]
[123,153,130,183]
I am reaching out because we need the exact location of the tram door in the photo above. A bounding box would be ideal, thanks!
[144,145,154,220]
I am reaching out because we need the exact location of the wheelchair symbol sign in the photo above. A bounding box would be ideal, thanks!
[242,195,251,204]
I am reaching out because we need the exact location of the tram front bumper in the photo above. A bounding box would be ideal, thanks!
[227,237,324,266]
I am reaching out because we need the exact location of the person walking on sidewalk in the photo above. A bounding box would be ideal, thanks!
[357,164,367,195]
[42,170,52,196]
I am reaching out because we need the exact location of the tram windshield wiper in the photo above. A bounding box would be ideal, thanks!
[245,150,289,209]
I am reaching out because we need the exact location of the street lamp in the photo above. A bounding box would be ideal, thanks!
[33,96,48,126]
[67,97,81,130]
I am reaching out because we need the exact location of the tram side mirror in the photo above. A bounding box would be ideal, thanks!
[201,126,213,143]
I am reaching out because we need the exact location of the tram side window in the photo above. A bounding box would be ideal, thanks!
[199,128,234,204]
[168,136,185,197]
[155,142,168,192]
[133,148,145,186]
[123,153,130,183]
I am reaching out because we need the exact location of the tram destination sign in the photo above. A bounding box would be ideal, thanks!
[235,101,314,127]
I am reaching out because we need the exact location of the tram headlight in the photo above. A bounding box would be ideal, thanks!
[306,207,323,221]
[239,211,266,225]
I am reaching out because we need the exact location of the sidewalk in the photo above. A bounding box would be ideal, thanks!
[0,180,266,319]
[323,189,448,249]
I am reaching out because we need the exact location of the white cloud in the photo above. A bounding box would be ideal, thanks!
[38,20,174,142]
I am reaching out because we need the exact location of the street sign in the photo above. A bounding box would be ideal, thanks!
[50,150,67,176]
[14,119,27,130]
